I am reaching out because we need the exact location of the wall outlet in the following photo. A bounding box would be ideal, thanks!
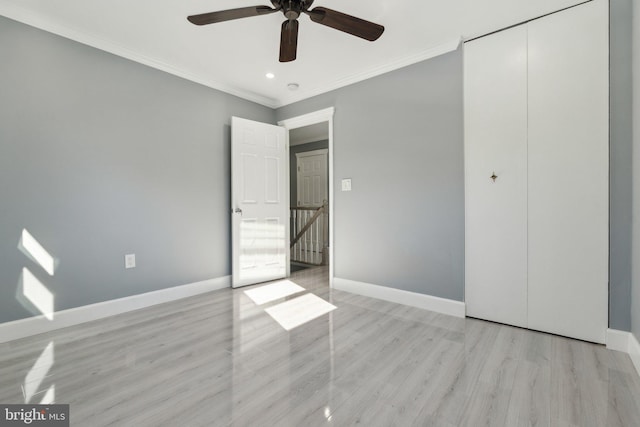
[125,254,136,269]
[341,179,352,192]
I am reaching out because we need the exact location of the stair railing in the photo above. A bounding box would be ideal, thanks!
[290,200,328,265]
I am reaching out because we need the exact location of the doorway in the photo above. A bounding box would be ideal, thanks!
[278,108,335,283]
[289,127,329,272]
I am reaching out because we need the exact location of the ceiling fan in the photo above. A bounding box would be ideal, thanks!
[187,0,385,62]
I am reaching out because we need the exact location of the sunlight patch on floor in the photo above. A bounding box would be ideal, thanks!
[23,341,54,403]
[243,280,305,305]
[39,385,55,404]
[264,293,336,331]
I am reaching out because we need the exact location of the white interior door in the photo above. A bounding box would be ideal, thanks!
[464,25,529,328]
[232,117,287,288]
[296,149,328,206]
[527,0,608,343]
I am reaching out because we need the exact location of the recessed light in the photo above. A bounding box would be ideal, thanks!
[265,73,275,79]
[287,83,299,91]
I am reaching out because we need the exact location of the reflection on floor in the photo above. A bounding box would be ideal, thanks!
[290,263,311,273]
[1,266,639,426]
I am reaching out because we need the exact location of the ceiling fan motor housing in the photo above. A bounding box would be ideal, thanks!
[283,0,303,20]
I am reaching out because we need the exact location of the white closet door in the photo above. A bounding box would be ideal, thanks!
[527,0,608,343]
[464,25,529,328]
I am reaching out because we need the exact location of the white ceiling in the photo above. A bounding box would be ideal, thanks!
[0,0,585,108]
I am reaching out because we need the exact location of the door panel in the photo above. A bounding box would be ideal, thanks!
[264,157,280,203]
[527,0,608,343]
[464,25,528,328]
[241,154,259,203]
[232,117,287,288]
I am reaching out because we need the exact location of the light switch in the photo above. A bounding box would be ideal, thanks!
[125,254,136,269]
[341,179,352,191]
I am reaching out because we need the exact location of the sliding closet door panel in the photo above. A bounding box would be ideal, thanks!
[464,26,528,328]
[527,0,608,343]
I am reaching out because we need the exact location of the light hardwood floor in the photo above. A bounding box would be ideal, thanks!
[1,266,639,426]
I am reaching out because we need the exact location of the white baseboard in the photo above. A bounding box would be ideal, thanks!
[606,328,640,376]
[605,328,631,352]
[629,332,640,376]
[0,276,230,344]
[333,277,465,318]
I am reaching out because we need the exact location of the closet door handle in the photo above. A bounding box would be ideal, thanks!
[490,172,498,182]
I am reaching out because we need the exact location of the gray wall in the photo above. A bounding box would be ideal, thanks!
[632,0,640,338]
[610,0,634,331]
[0,16,275,323]
[277,52,465,301]
[289,140,329,207]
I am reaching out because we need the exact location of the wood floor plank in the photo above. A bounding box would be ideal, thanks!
[504,360,551,427]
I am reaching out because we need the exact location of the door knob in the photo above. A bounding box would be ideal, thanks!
[490,172,498,182]
[234,208,242,215]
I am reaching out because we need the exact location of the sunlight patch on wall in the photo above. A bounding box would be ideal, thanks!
[264,293,336,331]
[16,229,58,404]
[19,229,56,276]
[18,268,55,320]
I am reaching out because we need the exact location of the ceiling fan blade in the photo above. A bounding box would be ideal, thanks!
[306,7,384,41]
[188,6,278,26]
[279,20,299,62]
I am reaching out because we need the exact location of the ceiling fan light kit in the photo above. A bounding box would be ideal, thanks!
[187,0,385,62]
